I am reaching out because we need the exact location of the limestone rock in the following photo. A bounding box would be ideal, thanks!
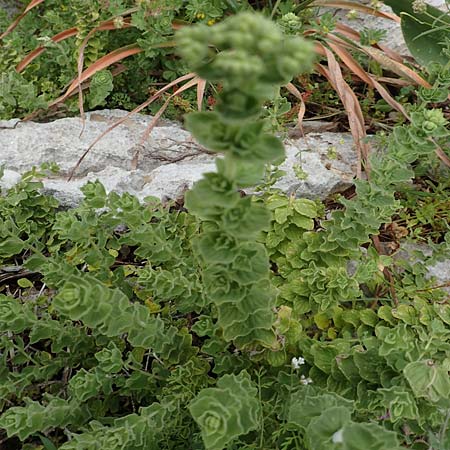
[140,162,217,202]
[395,243,450,294]
[427,259,450,294]
[275,133,356,199]
[331,0,447,55]
[0,109,358,206]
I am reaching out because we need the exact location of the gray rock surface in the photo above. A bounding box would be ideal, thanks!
[276,133,356,199]
[0,109,357,206]
[428,259,450,294]
[330,0,448,55]
[395,243,450,294]
[0,0,23,18]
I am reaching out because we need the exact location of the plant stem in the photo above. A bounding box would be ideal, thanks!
[270,0,282,18]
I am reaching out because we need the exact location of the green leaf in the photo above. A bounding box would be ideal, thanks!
[69,368,103,402]
[391,304,418,325]
[342,422,401,450]
[185,112,263,154]
[216,89,265,120]
[293,198,318,218]
[306,406,352,450]
[382,0,450,68]
[359,309,378,327]
[17,278,34,288]
[88,69,114,108]
[189,371,260,450]
[404,360,450,405]
[265,194,289,210]
[434,303,450,325]
[377,306,396,325]
[377,386,419,422]
[0,236,25,258]
[353,347,383,384]
[220,197,271,239]
[288,387,354,429]
[195,232,238,264]
[290,213,315,230]
[217,281,276,345]
[184,172,241,219]
[274,206,290,224]
[229,159,267,187]
[38,434,58,450]
[229,242,269,285]
[0,295,36,333]
[311,343,340,374]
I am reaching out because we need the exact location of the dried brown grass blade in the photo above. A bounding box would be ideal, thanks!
[139,76,201,145]
[52,39,175,108]
[16,27,78,72]
[16,21,132,73]
[334,22,360,41]
[333,24,431,87]
[327,41,410,119]
[0,0,45,39]
[434,144,450,168]
[312,1,399,22]
[333,23,405,63]
[196,78,207,111]
[373,77,411,87]
[319,44,371,177]
[21,63,127,122]
[317,63,362,177]
[131,76,201,168]
[285,82,306,137]
[67,72,197,180]
[76,19,133,137]
[16,8,137,72]
[375,43,406,64]
[49,44,143,109]
[75,13,139,136]
[361,46,432,88]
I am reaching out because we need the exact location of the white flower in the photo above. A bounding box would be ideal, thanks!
[291,356,305,369]
[300,374,313,385]
[332,428,344,444]
[346,9,358,20]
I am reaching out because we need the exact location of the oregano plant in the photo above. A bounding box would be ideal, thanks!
[1,7,450,450]
[176,12,314,350]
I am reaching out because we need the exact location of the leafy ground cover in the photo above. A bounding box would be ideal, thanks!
[1,2,450,450]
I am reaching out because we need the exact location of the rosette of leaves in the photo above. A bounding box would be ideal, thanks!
[68,368,109,403]
[0,398,85,441]
[176,12,314,349]
[287,386,403,450]
[0,296,36,333]
[94,341,124,373]
[189,371,260,450]
[52,273,193,364]
[87,69,114,108]
[58,404,164,450]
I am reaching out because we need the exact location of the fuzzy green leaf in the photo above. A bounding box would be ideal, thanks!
[404,360,450,405]
[383,0,449,68]
[189,371,260,450]
[0,236,25,257]
[341,423,401,450]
